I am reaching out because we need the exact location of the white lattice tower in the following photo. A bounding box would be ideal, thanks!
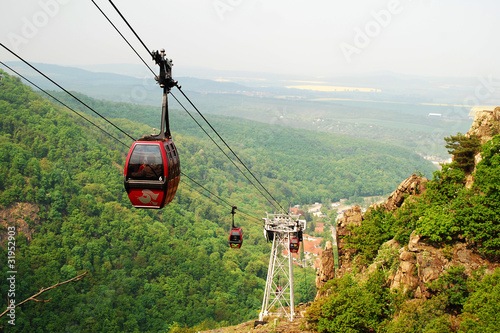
[259,213,306,321]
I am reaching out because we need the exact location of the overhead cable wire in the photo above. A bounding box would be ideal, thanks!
[0,61,129,148]
[0,43,136,142]
[180,176,262,222]
[90,0,156,76]
[1,61,251,220]
[179,177,262,224]
[92,0,287,212]
[0,58,247,221]
[181,171,232,207]
[176,86,288,214]
[107,0,152,56]
[171,92,282,212]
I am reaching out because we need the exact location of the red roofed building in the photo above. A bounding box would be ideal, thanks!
[289,207,306,217]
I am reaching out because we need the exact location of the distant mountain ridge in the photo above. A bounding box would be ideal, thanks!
[2,61,259,100]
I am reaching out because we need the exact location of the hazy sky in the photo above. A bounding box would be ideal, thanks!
[1,0,499,79]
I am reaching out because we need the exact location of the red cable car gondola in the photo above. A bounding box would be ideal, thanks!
[228,206,243,249]
[289,237,300,253]
[124,50,180,208]
[124,139,180,208]
[229,228,243,249]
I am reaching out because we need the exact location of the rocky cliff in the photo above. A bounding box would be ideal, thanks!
[465,107,500,187]
[315,241,335,299]
[315,107,500,301]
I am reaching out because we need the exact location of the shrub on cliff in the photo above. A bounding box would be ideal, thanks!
[459,268,500,333]
[444,133,480,173]
[306,271,393,332]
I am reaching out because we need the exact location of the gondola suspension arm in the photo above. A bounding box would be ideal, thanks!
[151,49,178,140]
[231,205,237,229]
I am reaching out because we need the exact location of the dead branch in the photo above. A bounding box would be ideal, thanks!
[0,271,88,319]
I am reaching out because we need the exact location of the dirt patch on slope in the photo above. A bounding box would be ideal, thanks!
[0,202,39,245]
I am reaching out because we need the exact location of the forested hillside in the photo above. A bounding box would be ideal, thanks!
[0,69,434,331]
[5,62,473,159]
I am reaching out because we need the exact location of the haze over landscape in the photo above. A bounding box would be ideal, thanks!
[2,0,499,78]
[2,1,500,332]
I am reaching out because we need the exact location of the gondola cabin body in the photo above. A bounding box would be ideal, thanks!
[229,227,243,249]
[289,237,300,253]
[124,139,180,208]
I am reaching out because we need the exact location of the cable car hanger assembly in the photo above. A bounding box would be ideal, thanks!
[149,49,178,141]
[123,48,181,209]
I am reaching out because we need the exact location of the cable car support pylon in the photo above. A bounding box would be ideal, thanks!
[259,212,306,322]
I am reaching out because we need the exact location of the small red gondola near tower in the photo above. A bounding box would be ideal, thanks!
[289,237,300,253]
[124,50,180,208]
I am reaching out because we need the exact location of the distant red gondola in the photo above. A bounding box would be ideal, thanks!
[124,139,180,208]
[228,206,243,248]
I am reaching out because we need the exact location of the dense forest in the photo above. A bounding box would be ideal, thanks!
[0,69,435,331]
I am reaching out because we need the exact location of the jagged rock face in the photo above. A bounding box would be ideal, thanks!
[315,241,335,299]
[467,108,500,145]
[389,231,500,298]
[464,108,500,187]
[383,173,428,212]
[335,205,363,278]
[314,110,500,308]
[388,250,419,293]
[337,205,363,228]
